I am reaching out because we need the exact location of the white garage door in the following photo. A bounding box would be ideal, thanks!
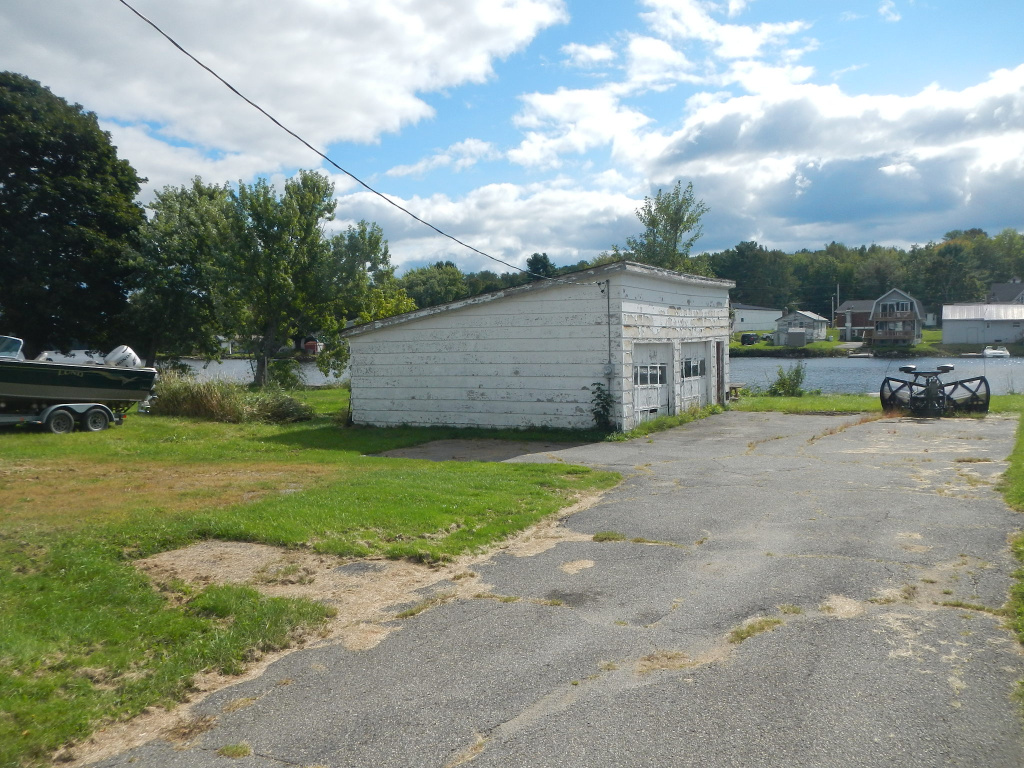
[680,343,708,409]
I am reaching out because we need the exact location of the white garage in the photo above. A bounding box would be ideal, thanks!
[342,261,734,431]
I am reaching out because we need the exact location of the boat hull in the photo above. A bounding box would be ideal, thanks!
[0,359,157,413]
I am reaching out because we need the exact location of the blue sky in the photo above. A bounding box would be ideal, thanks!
[3,0,1022,274]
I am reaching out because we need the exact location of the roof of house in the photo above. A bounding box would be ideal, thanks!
[731,303,781,312]
[943,303,1024,321]
[341,260,735,338]
[836,300,874,312]
[988,283,1024,302]
[779,310,829,323]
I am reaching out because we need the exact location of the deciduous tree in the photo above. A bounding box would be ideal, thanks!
[0,72,145,354]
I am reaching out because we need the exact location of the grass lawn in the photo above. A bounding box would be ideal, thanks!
[0,393,617,767]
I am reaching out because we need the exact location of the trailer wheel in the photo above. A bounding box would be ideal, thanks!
[82,407,111,432]
[45,409,76,434]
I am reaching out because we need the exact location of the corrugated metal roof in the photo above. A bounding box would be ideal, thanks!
[943,303,1024,321]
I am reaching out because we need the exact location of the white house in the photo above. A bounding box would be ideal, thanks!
[341,261,734,431]
[732,303,782,333]
[942,304,1024,344]
[775,310,829,345]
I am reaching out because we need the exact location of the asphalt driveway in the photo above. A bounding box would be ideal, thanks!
[94,411,1024,767]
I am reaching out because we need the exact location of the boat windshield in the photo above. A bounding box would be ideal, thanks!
[0,336,24,358]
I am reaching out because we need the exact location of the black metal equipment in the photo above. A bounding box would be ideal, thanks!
[880,364,990,416]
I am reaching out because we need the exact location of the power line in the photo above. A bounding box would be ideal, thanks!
[115,0,544,278]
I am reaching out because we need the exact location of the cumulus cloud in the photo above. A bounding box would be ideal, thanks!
[335,182,640,272]
[639,0,811,60]
[561,42,617,68]
[1,0,567,176]
[386,139,500,177]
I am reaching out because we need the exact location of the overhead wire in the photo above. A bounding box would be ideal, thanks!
[115,0,555,281]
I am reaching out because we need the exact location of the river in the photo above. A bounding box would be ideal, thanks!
[730,355,1024,396]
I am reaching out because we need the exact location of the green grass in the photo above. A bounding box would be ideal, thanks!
[731,394,881,413]
[0,409,617,767]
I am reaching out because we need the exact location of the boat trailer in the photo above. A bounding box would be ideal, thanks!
[880,364,989,417]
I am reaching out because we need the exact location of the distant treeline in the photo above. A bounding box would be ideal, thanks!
[400,228,1024,318]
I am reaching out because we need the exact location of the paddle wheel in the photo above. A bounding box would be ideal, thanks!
[880,364,989,416]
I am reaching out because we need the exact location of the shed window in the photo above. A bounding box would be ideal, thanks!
[634,364,667,386]
[681,358,706,379]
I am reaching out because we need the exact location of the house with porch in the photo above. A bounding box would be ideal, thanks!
[864,288,924,347]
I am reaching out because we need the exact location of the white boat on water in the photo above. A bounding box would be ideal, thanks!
[982,345,1010,358]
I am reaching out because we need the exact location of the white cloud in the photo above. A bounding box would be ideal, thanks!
[509,88,653,168]
[879,1,902,23]
[1,0,567,178]
[561,42,617,68]
[639,0,811,60]
[335,182,640,272]
[386,139,500,177]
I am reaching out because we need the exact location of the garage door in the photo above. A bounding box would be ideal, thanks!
[680,342,708,409]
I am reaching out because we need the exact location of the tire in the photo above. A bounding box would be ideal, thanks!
[45,409,76,434]
[82,407,111,432]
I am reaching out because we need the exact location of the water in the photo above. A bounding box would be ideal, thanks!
[186,355,1024,396]
[184,358,346,387]
[729,356,1024,396]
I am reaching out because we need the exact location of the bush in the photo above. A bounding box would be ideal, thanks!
[765,362,809,397]
[150,372,314,423]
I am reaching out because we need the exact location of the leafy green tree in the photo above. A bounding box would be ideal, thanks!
[329,220,414,324]
[465,269,504,296]
[526,252,556,280]
[710,241,795,308]
[624,181,710,272]
[226,171,344,386]
[906,241,984,309]
[399,261,468,308]
[128,178,235,366]
[0,72,145,355]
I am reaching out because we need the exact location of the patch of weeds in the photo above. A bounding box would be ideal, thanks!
[942,589,954,595]
[222,696,259,713]
[593,531,626,542]
[451,571,477,580]
[637,650,693,674]
[445,734,489,768]
[533,598,565,607]
[938,600,1007,616]
[395,591,456,619]
[901,584,919,600]
[728,617,783,644]
[956,457,994,463]
[474,593,520,603]
[216,742,252,758]
[614,620,628,626]
[598,660,618,671]
[778,604,803,615]
[165,715,218,743]
[921,578,938,584]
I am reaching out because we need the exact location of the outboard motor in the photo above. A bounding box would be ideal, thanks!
[104,345,142,368]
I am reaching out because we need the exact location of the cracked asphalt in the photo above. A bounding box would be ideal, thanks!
[95,411,1024,767]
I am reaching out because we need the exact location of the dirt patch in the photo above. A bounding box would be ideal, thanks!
[66,491,606,766]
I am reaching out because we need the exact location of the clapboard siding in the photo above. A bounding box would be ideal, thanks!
[344,262,733,429]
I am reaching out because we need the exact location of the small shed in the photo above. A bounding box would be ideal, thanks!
[775,310,829,345]
[942,304,1024,344]
[341,261,734,431]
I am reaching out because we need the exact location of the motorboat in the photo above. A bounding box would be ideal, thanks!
[982,345,1010,358]
[0,335,157,416]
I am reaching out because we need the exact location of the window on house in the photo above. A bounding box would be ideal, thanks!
[634,365,667,385]
[681,358,706,379]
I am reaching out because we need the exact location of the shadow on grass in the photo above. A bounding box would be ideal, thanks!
[259,420,609,455]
